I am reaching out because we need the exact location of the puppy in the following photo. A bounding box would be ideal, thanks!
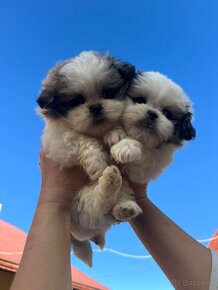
[109,72,196,217]
[37,51,136,266]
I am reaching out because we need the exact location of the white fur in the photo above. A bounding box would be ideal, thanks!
[38,51,138,267]
[110,72,194,202]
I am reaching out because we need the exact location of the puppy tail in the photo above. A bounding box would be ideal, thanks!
[71,235,93,267]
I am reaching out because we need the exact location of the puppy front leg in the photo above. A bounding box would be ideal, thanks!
[78,138,108,181]
[63,133,108,181]
[103,127,127,147]
[74,166,122,229]
[92,165,122,213]
[110,138,143,164]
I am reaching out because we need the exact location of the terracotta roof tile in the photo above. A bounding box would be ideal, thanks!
[0,220,26,272]
[208,230,218,253]
[72,266,109,290]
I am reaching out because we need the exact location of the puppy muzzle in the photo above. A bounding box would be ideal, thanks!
[137,110,158,131]
[89,104,105,125]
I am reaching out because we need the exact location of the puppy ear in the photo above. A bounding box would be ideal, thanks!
[179,112,196,141]
[37,89,54,109]
[106,52,136,82]
[112,59,136,81]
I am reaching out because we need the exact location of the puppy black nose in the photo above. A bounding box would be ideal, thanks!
[89,104,102,115]
[147,110,158,120]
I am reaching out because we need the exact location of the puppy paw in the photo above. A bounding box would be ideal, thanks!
[112,201,142,221]
[111,139,142,164]
[104,128,127,147]
[99,166,122,195]
[95,166,122,213]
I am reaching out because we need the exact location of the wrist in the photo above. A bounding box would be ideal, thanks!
[135,193,148,202]
[30,201,72,235]
[132,183,148,201]
[38,189,73,211]
[123,175,148,201]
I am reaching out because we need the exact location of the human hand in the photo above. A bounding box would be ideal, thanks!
[39,151,88,207]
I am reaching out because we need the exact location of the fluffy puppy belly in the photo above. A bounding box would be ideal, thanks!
[71,165,122,241]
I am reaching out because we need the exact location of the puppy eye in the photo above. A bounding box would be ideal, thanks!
[75,94,85,104]
[132,97,146,104]
[102,89,117,99]
[67,94,85,108]
[163,109,173,120]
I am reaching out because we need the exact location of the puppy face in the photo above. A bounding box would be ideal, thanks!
[37,51,135,137]
[122,72,196,148]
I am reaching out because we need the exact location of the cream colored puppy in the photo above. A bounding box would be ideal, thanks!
[109,72,196,215]
[37,51,137,266]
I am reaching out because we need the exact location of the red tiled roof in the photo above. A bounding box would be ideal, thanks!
[208,230,218,253]
[0,220,26,272]
[0,220,109,290]
[72,266,109,290]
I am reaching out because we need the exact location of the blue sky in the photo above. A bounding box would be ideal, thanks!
[1,0,218,289]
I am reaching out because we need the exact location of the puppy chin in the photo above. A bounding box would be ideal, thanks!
[64,113,114,138]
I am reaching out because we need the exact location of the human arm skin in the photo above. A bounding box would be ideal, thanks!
[128,181,212,290]
[11,152,88,290]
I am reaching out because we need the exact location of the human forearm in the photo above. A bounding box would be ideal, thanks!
[11,152,87,290]
[130,197,212,290]
[11,200,72,290]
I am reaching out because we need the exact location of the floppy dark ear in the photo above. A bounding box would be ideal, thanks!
[112,59,136,82]
[37,89,54,109]
[179,112,196,141]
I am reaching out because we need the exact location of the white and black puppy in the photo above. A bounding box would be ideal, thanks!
[37,51,136,266]
[110,72,196,210]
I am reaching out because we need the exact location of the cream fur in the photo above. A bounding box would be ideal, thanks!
[109,72,195,214]
[38,51,138,267]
